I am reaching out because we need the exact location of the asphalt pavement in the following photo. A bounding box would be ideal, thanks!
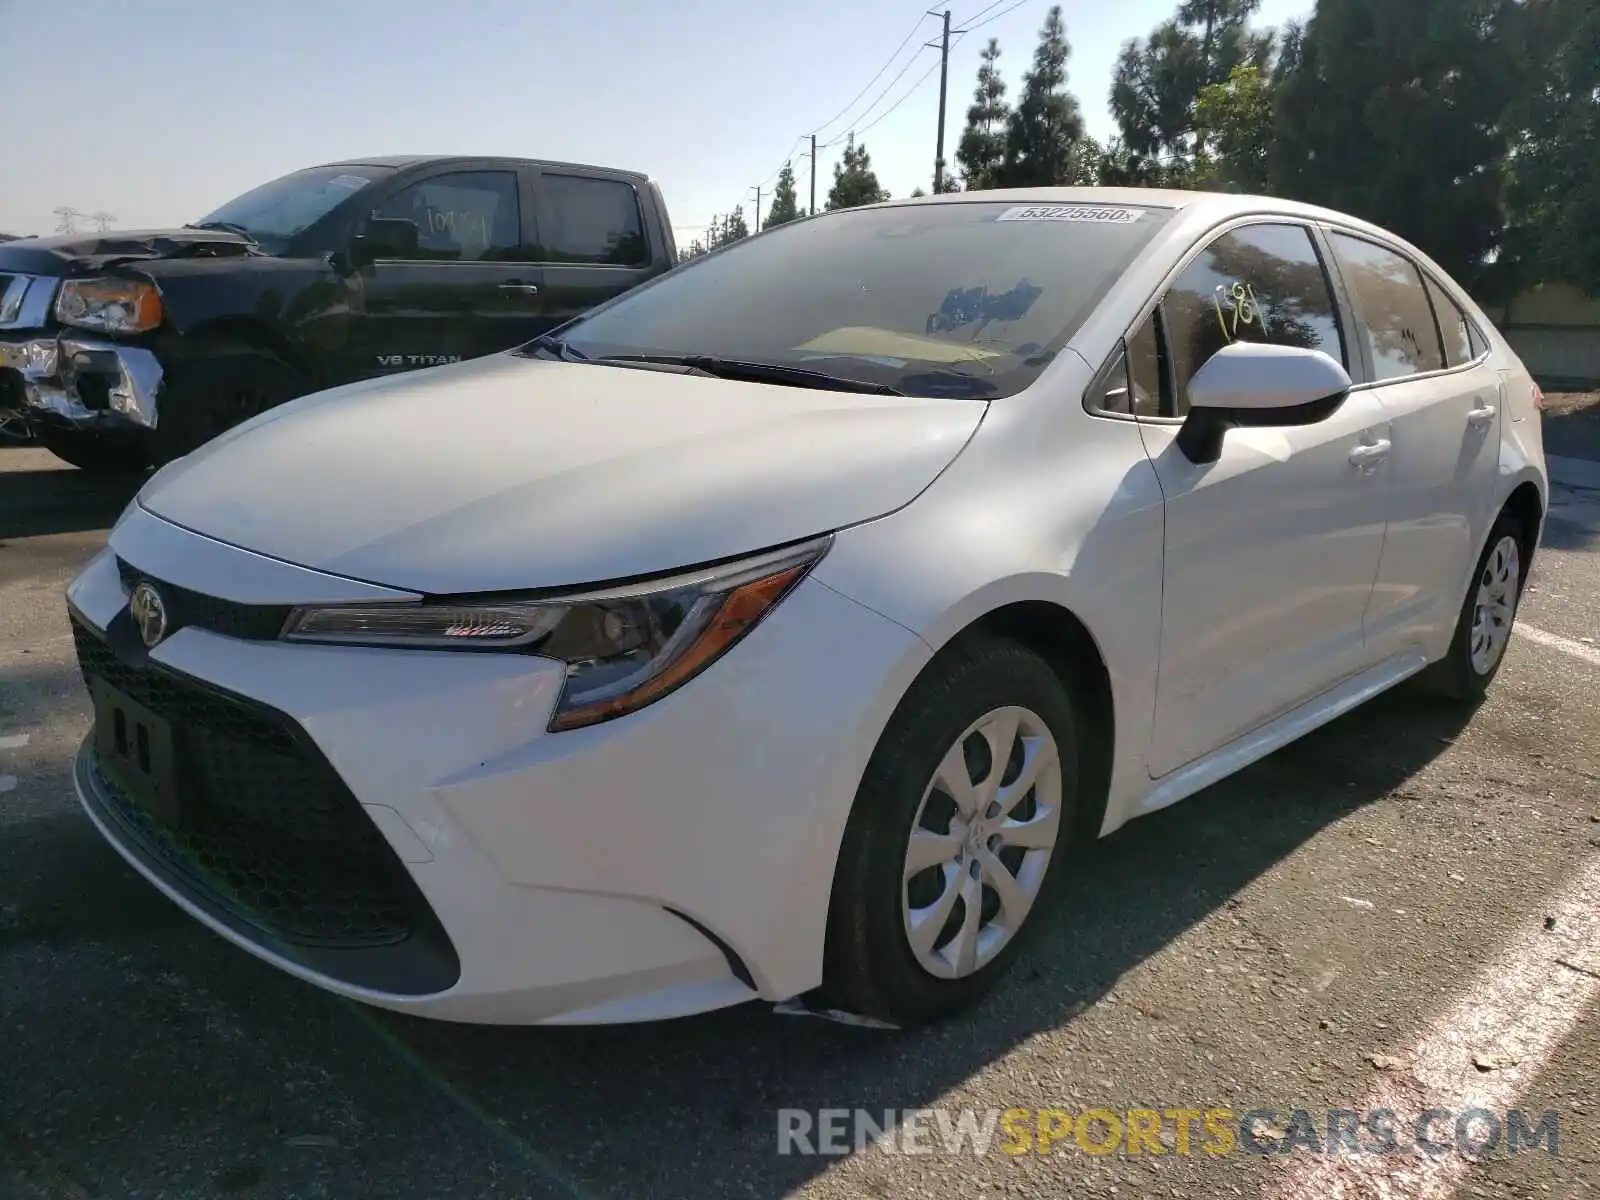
[2,399,1599,1200]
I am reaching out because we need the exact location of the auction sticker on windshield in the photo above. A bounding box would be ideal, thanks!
[995,206,1141,223]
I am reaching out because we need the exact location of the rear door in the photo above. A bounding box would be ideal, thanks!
[353,168,546,379]
[526,170,662,330]
[1323,231,1503,661]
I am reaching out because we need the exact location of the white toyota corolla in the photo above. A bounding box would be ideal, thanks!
[67,188,1546,1027]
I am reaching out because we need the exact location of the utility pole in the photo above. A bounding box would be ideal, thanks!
[933,9,951,193]
[808,134,818,215]
[754,186,762,233]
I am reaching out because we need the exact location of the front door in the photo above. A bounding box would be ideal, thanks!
[346,169,546,382]
[1323,231,1505,659]
[1135,222,1392,778]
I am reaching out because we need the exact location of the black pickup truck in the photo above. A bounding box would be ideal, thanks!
[0,156,676,471]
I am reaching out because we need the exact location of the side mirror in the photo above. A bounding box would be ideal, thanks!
[1176,341,1352,464]
[344,216,419,271]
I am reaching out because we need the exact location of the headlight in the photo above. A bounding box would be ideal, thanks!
[281,537,831,731]
[54,278,164,334]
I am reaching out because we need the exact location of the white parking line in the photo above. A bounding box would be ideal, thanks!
[1265,852,1600,1199]
[1513,623,1600,669]
[0,733,29,751]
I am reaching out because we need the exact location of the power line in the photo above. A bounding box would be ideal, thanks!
[820,42,939,148]
[809,10,933,137]
[954,0,1006,25]
[961,0,1027,34]
[854,50,950,140]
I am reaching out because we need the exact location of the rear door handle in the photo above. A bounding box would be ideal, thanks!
[498,282,540,295]
[1348,439,1391,467]
[1467,403,1497,427]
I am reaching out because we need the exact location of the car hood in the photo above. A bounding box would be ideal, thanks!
[0,228,257,275]
[138,353,986,594]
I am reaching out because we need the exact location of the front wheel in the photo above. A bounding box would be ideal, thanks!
[37,428,150,473]
[821,635,1082,1026]
[1416,510,1528,701]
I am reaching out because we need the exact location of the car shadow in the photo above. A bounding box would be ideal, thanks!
[0,466,143,540]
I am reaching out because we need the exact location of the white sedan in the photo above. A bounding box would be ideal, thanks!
[66,188,1546,1027]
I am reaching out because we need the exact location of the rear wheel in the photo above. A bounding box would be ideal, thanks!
[821,635,1082,1026]
[150,350,306,465]
[37,428,149,473]
[1415,510,1528,701]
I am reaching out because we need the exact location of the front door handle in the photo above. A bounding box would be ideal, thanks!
[1467,403,1497,427]
[1348,439,1392,468]
[498,282,540,295]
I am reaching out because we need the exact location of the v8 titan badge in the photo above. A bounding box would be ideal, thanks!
[128,581,170,648]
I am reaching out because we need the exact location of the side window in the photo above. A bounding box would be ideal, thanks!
[1424,274,1475,367]
[1085,311,1167,418]
[536,175,649,267]
[371,171,521,262]
[1328,233,1445,380]
[1161,223,1345,414]
[1466,318,1488,359]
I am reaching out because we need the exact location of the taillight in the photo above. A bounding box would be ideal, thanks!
[1533,384,1545,410]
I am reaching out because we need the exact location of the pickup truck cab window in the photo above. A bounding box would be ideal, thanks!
[370,171,523,263]
[536,175,650,267]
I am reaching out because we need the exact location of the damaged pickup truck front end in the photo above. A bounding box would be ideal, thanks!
[0,229,256,467]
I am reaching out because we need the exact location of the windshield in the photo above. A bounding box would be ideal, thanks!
[193,164,393,250]
[538,200,1173,399]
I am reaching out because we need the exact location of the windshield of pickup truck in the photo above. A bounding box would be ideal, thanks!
[536,200,1173,399]
[192,164,393,250]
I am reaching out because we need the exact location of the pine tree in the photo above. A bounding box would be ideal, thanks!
[1110,0,1270,177]
[826,136,890,210]
[996,6,1087,187]
[955,39,1011,191]
[766,163,801,227]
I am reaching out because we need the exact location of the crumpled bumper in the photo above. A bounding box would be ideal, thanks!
[0,335,162,431]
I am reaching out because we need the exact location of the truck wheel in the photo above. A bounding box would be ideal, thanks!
[37,429,150,473]
[151,351,306,465]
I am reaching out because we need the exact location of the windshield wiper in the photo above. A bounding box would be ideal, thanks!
[602,354,905,396]
[525,334,590,362]
[184,220,257,242]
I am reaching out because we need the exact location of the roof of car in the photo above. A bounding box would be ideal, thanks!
[879,185,1388,236]
[308,155,651,182]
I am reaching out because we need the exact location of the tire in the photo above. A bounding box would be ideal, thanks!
[1414,509,1529,702]
[37,429,149,473]
[150,349,306,465]
[821,634,1083,1026]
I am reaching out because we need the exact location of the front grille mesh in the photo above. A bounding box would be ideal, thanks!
[73,617,424,949]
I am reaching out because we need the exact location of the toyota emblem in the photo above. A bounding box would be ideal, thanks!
[129,581,169,648]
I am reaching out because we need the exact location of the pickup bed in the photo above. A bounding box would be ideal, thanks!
[0,155,676,471]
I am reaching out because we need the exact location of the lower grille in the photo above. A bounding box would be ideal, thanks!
[71,615,459,993]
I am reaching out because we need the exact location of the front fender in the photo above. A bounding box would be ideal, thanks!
[812,400,1167,837]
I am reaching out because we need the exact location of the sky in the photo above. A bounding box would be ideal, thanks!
[0,0,1310,248]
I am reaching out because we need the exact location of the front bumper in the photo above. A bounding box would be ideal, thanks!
[65,505,931,1023]
[0,333,162,431]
